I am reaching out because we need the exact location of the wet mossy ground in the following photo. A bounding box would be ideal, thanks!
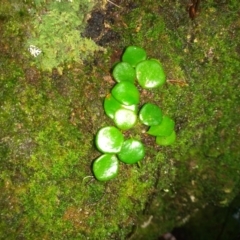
[0,0,240,239]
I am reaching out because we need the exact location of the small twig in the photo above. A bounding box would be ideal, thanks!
[195,0,201,13]
[141,215,153,228]
[189,0,201,20]
[82,175,94,185]
[107,0,122,9]
[167,79,189,87]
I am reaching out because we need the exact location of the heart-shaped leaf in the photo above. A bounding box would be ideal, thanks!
[117,139,145,164]
[114,109,137,130]
[147,116,175,137]
[136,59,166,89]
[139,103,163,126]
[122,46,147,67]
[112,62,136,83]
[104,94,138,119]
[156,131,176,146]
[96,126,124,153]
[93,154,119,181]
[111,81,140,106]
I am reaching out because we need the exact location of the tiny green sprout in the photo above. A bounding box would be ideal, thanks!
[156,131,176,146]
[114,108,137,130]
[95,126,124,153]
[147,116,175,137]
[111,81,140,106]
[112,62,136,83]
[122,46,147,67]
[136,59,166,89]
[117,139,145,164]
[93,154,119,181]
[139,103,163,126]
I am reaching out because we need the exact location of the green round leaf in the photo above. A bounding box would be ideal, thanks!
[123,104,138,113]
[136,59,166,89]
[114,109,137,130]
[139,103,163,126]
[111,81,140,106]
[122,46,147,67]
[147,116,175,137]
[156,131,176,146]
[96,126,124,153]
[112,62,136,83]
[104,94,123,119]
[117,139,145,164]
[93,154,119,181]
[104,94,138,119]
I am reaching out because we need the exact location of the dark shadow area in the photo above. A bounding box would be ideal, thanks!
[171,194,240,240]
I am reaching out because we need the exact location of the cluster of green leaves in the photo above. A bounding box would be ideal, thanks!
[92,46,178,182]
[27,0,100,73]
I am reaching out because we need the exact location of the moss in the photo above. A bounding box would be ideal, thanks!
[1,0,240,239]
[114,0,240,238]
[26,0,101,72]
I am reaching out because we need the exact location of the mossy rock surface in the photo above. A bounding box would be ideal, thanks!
[0,0,240,239]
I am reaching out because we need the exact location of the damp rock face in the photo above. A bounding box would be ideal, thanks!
[83,11,105,39]
[83,8,120,46]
